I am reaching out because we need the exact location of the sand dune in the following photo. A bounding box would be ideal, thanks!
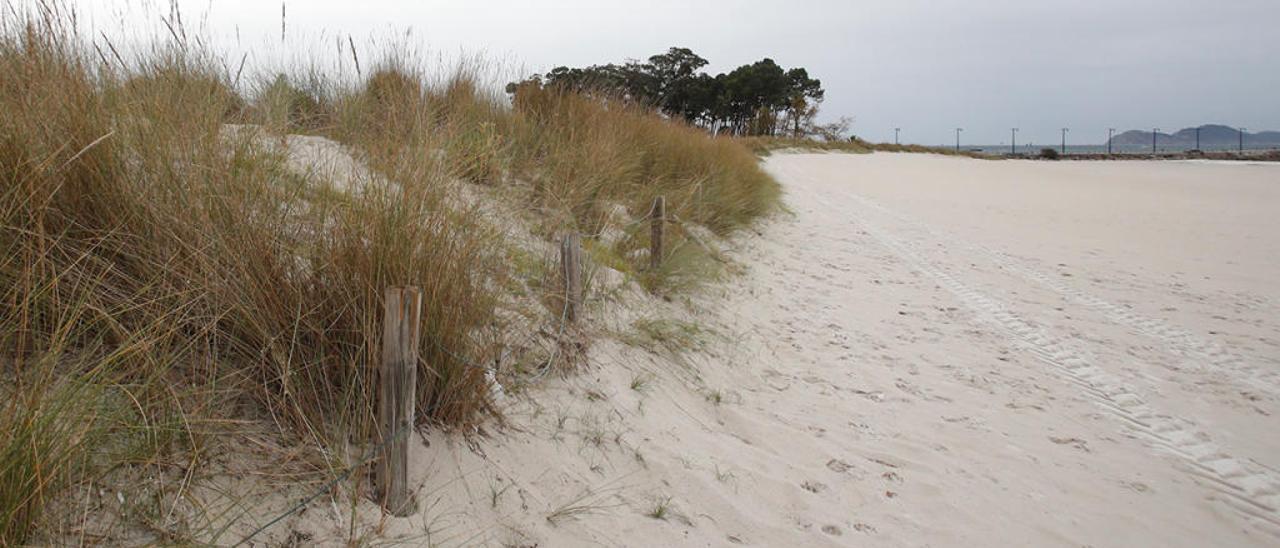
[262,152,1280,546]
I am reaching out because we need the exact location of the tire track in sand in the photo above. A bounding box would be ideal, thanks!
[846,193,1280,398]
[836,192,1280,537]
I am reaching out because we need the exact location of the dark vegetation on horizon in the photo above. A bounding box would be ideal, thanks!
[509,47,849,139]
[741,135,995,159]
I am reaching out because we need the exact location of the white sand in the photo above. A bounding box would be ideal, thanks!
[259,152,1279,546]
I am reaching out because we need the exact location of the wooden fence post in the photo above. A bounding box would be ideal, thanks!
[378,286,421,516]
[649,196,665,272]
[560,233,582,322]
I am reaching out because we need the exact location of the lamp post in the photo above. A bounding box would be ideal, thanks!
[1107,128,1115,155]
[1061,128,1069,155]
[1240,127,1247,153]
[1011,128,1018,155]
[955,128,963,152]
[1195,126,1201,150]
[894,128,900,145]
[1152,128,1159,154]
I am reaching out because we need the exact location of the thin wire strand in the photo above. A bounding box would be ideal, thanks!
[232,418,413,547]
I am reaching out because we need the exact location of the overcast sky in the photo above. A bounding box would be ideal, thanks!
[49,0,1280,145]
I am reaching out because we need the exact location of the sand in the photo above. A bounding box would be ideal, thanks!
[250,151,1279,546]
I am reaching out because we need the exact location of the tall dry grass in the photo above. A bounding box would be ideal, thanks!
[260,67,780,289]
[2,4,781,543]
[506,85,780,236]
[1,11,505,544]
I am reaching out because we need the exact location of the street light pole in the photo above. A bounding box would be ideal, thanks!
[1240,127,1246,154]
[1195,126,1201,150]
[1061,128,1068,155]
[1152,128,1159,154]
[1011,128,1018,155]
[955,128,963,152]
[1107,128,1115,155]
[894,128,900,145]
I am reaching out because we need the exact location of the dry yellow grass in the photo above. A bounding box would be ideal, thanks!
[1,5,779,543]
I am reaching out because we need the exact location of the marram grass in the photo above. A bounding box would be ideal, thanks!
[0,4,780,543]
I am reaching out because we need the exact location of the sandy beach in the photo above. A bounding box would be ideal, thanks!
[235,152,1277,546]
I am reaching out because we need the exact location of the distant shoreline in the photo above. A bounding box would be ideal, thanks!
[993,149,1280,162]
[935,148,1280,162]
[955,144,1280,154]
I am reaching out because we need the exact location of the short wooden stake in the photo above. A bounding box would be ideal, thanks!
[649,196,665,272]
[377,286,421,516]
[560,233,582,322]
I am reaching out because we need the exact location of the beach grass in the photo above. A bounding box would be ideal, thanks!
[0,3,779,543]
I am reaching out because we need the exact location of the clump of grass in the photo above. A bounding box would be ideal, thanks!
[502,85,778,291]
[629,372,652,392]
[1,360,105,545]
[545,486,621,526]
[645,496,673,520]
[739,135,872,156]
[436,76,507,185]
[621,319,712,355]
[637,237,726,294]
[254,73,330,133]
[117,55,248,125]
[714,465,736,484]
[512,87,781,234]
[0,307,202,546]
[705,389,725,405]
[340,66,425,143]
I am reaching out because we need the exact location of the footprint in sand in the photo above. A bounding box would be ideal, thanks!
[801,480,828,493]
[1049,436,1092,453]
[1119,480,1152,493]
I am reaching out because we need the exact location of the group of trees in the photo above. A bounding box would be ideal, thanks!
[507,47,835,138]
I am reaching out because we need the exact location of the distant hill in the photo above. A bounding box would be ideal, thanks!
[1109,125,1280,147]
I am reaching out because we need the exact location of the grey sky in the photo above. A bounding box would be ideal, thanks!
[57,0,1280,145]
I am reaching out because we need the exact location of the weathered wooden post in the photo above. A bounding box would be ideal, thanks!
[377,286,421,516]
[560,233,582,322]
[649,196,665,272]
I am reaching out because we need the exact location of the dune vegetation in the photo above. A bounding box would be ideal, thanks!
[741,135,995,158]
[0,4,781,543]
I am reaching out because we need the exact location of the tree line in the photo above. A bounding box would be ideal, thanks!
[507,47,844,138]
